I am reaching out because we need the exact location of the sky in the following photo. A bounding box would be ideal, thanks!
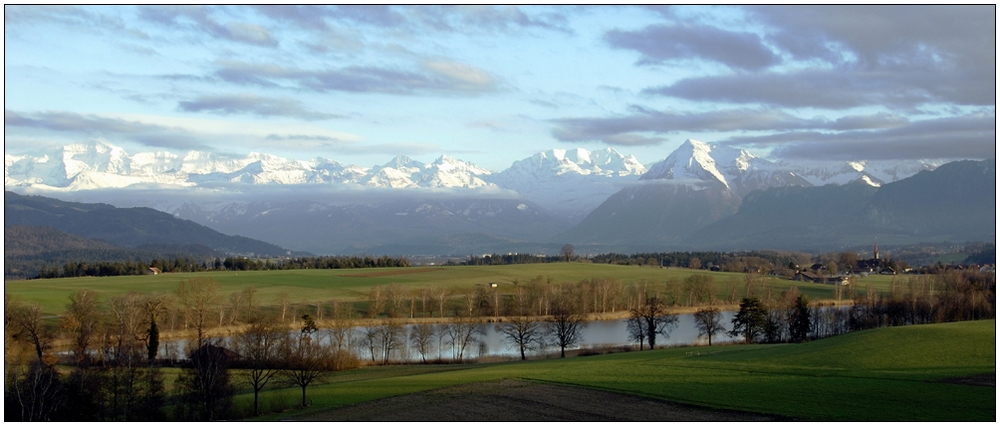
[4,5,996,171]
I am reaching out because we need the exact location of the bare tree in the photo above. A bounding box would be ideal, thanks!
[375,320,404,364]
[445,316,483,361]
[9,301,51,362]
[227,291,246,325]
[280,316,333,408]
[327,300,356,355]
[178,341,235,421]
[560,243,575,262]
[496,315,542,361]
[6,359,64,421]
[433,288,448,318]
[693,307,724,346]
[62,289,103,365]
[106,292,150,421]
[627,297,678,350]
[463,287,479,317]
[386,284,406,318]
[235,319,282,416]
[547,294,586,358]
[176,278,221,347]
[488,286,504,318]
[275,292,291,324]
[684,274,716,306]
[361,324,379,363]
[409,323,436,363]
[367,285,385,318]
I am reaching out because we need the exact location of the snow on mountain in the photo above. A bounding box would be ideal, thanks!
[5,140,941,218]
[492,147,647,222]
[780,159,942,187]
[643,139,819,196]
[641,139,730,187]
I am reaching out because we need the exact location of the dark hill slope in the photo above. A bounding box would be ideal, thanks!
[687,182,879,250]
[688,159,995,250]
[4,191,293,256]
[556,183,741,246]
[861,159,996,241]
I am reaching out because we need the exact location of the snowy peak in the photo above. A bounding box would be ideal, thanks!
[641,139,730,187]
[779,159,941,187]
[641,139,815,196]
[501,147,647,179]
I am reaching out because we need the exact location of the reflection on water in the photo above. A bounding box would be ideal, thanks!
[475,311,739,358]
[161,311,740,361]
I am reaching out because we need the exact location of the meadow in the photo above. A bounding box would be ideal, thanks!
[5,263,898,317]
[234,319,995,421]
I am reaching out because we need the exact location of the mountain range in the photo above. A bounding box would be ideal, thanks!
[5,139,988,256]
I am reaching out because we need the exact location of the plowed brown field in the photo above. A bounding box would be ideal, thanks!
[292,379,784,421]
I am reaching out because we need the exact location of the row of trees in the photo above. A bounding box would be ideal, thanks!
[4,283,356,421]
[30,254,412,279]
[721,270,995,346]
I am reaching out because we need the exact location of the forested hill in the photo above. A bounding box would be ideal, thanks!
[4,191,296,257]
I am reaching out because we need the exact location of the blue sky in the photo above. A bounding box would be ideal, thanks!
[4,5,995,171]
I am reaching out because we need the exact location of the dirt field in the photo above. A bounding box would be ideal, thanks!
[292,379,785,421]
[939,372,996,387]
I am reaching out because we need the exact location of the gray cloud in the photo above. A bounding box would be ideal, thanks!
[551,107,837,146]
[605,23,779,71]
[749,6,994,69]
[647,65,993,109]
[177,94,341,120]
[720,113,995,161]
[643,6,995,109]
[4,109,211,150]
[139,6,278,47]
[212,60,498,95]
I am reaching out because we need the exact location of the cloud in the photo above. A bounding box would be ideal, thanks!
[748,5,994,69]
[251,5,570,37]
[551,107,838,145]
[5,109,211,150]
[647,66,992,109]
[640,6,995,110]
[177,94,341,120]
[265,133,342,142]
[212,60,498,95]
[605,23,779,71]
[720,112,995,161]
[139,6,278,47]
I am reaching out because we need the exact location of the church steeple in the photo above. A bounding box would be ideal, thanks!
[873,240,879,260]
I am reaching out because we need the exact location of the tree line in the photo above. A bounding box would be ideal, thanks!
[27,254,412,279]
[722,269,995,346]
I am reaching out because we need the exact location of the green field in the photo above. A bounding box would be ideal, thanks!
[6,263,902,316]
[240,319,994,421]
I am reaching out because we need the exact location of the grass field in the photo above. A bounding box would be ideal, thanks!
[240,319,994,421]
[6,263,903,316]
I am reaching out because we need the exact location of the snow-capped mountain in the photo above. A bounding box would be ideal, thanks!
[493,148,646,221]
[363,155,494,189]
[780,159,943,188]
[641,139,810,197]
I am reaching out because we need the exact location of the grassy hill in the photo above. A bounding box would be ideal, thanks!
[4,263,897,317]
[255,320,994,421]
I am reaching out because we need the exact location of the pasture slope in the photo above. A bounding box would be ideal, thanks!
[255,320,994,422]
[5,263,895,316]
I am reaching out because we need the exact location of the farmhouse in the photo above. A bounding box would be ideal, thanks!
[794,270,848,285]
[147,267,162,275]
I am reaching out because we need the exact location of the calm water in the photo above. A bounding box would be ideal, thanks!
[158,311,740,361]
